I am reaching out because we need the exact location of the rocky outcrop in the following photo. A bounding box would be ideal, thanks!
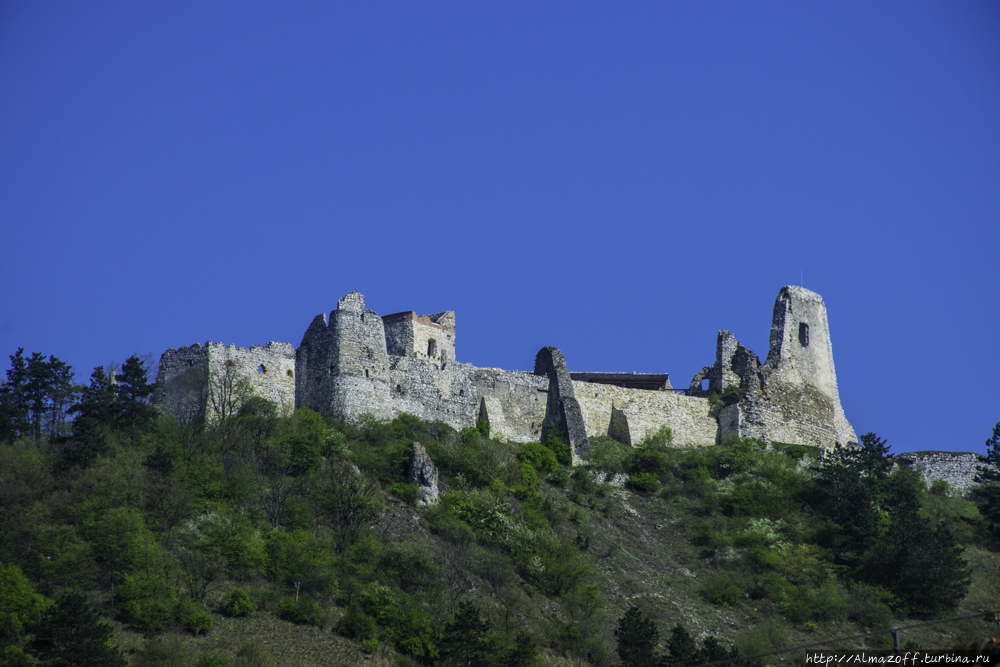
[408,442,439,507]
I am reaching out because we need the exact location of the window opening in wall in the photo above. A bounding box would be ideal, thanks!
[286,370,294,378]
[701,379,710,392]
[226,360,234,367]
[188,360,195,367]
[427,339,437,358]
[258,365,266,373]
[396,384,403,394]
[799,322,810,347]
[365,370,369,378]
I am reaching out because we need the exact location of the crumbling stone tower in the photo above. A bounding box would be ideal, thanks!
[713,286,857,447]
[295,291,393,421]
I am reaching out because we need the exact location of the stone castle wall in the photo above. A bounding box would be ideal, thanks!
[155,286,863,462]
[896,451,985,498]
[154,341,295,422]
[574,383,716,446]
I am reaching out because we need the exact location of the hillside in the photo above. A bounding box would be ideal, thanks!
[1,355,999,666]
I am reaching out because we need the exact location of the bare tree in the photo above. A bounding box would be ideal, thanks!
[312,459,384,554]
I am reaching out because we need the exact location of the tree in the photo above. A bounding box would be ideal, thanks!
[115,355,157,435]
[858,467,970,617]
[972,422,1000,547]
[66,367,118,468]
[614,606,659,667]
[312,459,383,553]
[0,349,30,443]
[32,592,127,667]
[816,433,894,565]
[975,422,1000,484]
[0,349,77,444]
[439,601,494,667]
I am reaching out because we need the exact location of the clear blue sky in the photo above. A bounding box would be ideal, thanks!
[1,2,997,454]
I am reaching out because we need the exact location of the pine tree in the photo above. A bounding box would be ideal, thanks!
[32,592,127,667]
[439,601,494,667]
[115,355,157,434]
[615,606,659,667]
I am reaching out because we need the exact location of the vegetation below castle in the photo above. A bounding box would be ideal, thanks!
[1,351,1000,666]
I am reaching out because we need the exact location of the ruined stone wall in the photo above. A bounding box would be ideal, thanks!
[154,341,295,421]
[383,311,456,367]
[475,369,549,443]
[206,342,296,417]
[896,451,985,498]
[574,383,717,446]
[154,343,210,423]
[384,357,479,431]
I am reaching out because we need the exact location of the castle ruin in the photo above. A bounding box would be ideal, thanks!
[154,286,859,462]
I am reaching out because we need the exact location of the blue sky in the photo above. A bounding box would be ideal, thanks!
[1,2,997,454]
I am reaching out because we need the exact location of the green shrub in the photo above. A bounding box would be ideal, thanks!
[517,442,558,473]
[234,640,275,667]
[275,597,322,626]
[627,472,660,494]
[543,426,571,466]
[176,598,213,635]
[118,571,178,635]
[627,448,670,476]
[221,589,257,617]
[387,482,420,505]
[476,418,491,439]
[846,584,895,630]
[337,604,378,643]
[196,653,230,667]
[701,571,743,606]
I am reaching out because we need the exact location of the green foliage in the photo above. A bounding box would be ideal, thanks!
[118,570,179,635]
[265,529,337,600]
[517,442,558,473]
[275,596,322,626]
[626,471,660,494]
[387,482,420,505]
[439,601,494,667]
[234,641,276,667]
[701,571,743,606]
[221,589,257,617]
[543,425,571,466]
[614,606,658,667]
[176,597,213,635]
[0,562,50,641]
[32,592,127,667]
[337,605,378,648]
[197,652,231,667]
[476,418,491,439]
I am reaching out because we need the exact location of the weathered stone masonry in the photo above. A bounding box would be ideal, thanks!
[155,287,862,462]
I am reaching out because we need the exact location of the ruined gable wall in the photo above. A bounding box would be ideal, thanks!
[574,383,717,446]
[897,452,985,498]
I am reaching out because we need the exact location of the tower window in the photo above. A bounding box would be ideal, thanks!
[258,364,266,373]
[799,322,810,347]
[428,339,437,358]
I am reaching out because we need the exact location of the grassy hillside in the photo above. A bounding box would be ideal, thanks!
[1,365,998,666]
